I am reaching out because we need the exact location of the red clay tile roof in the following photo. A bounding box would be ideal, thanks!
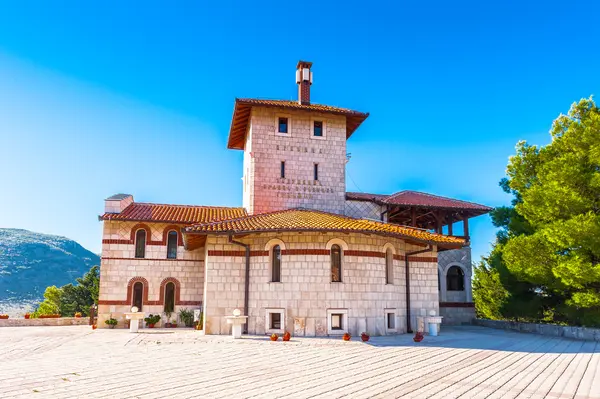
[184,208,465,248]
[346,190,492,211]
[228,98,369,150]
[100,203,247,224]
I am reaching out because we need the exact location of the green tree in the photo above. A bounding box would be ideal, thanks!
[34,265,100,317]
[59,266,99,316]
[474,97,600,326]
[35,286,63,316]
[501,98,600,326]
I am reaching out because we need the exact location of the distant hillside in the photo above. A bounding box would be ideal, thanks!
[0,229,100,314]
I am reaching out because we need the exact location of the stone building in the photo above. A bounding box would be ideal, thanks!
[97,61,491,335]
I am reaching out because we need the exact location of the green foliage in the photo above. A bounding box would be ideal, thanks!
[34,286,63,316]
[144,314,161,326]
[474,97,600,327]
[178,308,195,327]
[34,266,99,317]
[105,317,118,326]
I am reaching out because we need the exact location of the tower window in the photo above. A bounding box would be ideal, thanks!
[281,161,285,178]
[313,121,323,137]
[167,231,178,259]
[314,164,319,181]
[278,117,288,134]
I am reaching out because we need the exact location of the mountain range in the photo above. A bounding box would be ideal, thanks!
[0,228,100,315]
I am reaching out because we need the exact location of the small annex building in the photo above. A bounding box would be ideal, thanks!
[97,61,491,336]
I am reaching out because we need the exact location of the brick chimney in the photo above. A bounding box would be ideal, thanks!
[104,194,133,214]
[296,61,313,105]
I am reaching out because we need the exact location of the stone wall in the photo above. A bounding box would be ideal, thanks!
[437,247,472,302]
[344,200,386,220]
[202,232,439,337]
[474,319,600,342]
[243,107,348,215]
[0,317,89,327]
[98,221,204,328]
[440,305,476,325]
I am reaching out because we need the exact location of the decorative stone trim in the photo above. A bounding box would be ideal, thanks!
[264,238,287,251]
[327,309,348,335]
[325,238,349,251]
[345,250,385,258]
[159,277,181,305]
[126,277,149,306]
[101,257,200,262]
[208,250,268,257]
[265,308,285,334]
[98,277,200,307]
[162,225,184,246]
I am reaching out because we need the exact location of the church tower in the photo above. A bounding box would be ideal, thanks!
[227,61,369,216]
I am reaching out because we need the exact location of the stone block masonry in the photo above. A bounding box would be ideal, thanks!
[243,107,348,215]
[202,232,439,337]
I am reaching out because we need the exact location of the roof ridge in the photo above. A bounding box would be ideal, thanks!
[133,202,246,210]
[385,190,491,208]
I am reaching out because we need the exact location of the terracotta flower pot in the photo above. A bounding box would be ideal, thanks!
[75,314,82,318]
[171,323,177,328]
[24,314,30,320]
[109,324,116,329]
[361,333,370,342]
[92,324,97,330]
[148,323,155,328]
[283,332,291,341]
[270,333,279,341]
[343,333,351,341]
[0,315,9,320]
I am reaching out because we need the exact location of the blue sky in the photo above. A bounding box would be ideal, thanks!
[0,1,599,261]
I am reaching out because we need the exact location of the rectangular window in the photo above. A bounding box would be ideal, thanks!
[314,164,319,181]
[280,161,285,178]
[331,313,343,330]
[313,121,323,137]
[270,312,281,330]
[278,117,288,134]
[387,313,396,330]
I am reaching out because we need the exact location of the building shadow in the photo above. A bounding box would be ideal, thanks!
[364,326,598,354]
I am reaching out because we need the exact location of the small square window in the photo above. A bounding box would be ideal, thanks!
[331,313,343,330]
[313,121,323,137]
[270,313,281,330]
[387,313,395,330]
[278,117,288,134]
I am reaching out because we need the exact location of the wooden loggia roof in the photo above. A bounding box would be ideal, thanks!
[183,208,465,249]
[99,203,247,224]
[346,191,492,213]
[227,98,369,150]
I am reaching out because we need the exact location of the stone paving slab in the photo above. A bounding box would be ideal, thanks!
[0,325,598,398]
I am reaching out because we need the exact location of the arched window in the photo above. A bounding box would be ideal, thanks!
[135,229,146,258]
[167,231,178,259]
[132,282,144,310]
[447,266,465,291]
[331,244,342,282]
[386,248,393,284]
[164,282,175,313]
[272,245,281,282]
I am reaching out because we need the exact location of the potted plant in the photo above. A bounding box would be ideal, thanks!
[413,331,424,342]
[343,333,351,341]
[24,313,31,319]
[0,314,9,320]
[195,312,204,330]
[361,332,370,342]
[105,316,118,329]
[92,324,97,330]
[74,312,82,318]
[164,311,172,328]
[170,319,178,328]
[144,314,161,328]
[178,308,195,327]
[270,333,279,341]
[283,331,291,341]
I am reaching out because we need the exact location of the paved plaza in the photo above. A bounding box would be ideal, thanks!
[0,325,598,398]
